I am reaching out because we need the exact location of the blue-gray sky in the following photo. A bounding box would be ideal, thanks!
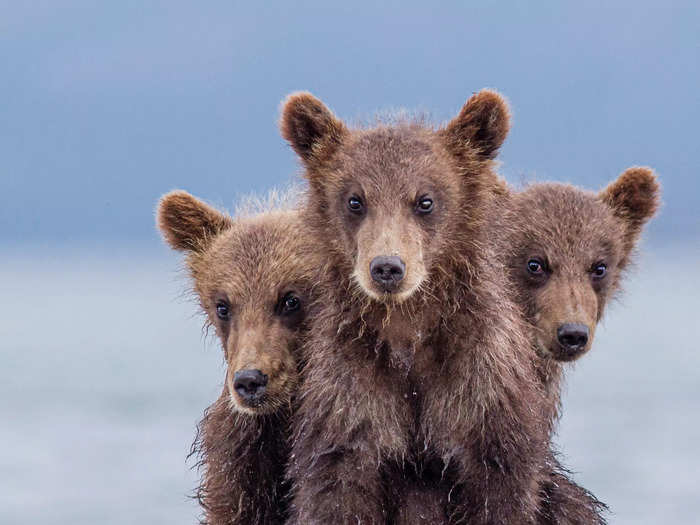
[2,1,698,245]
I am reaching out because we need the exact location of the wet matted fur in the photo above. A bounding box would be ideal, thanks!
[191,395,291,524]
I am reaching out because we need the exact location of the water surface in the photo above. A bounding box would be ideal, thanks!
[1,243,697,523]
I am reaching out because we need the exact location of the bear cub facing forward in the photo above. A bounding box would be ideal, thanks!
[500,167,660,523]
[281,90,551,524]
[503,167,660,366]
[157,191,316,525]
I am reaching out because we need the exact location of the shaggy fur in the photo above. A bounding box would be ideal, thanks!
[191,395,291,524]
[537,455,608,525]
[157,191,317,524]
[281,90,553,525]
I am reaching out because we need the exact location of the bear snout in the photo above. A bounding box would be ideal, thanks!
[369,255,406,291]
[233,369,269,404]
[555,323,590,360]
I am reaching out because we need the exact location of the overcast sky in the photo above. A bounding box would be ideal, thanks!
[1,1,698,246]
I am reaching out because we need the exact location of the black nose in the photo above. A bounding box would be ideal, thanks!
[369,256,406,291]
[557,323,590,353]
[233,369,268,401]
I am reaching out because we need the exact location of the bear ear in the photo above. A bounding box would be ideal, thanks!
[156,190,233,253]
[279,92,347,167]
[442,89,511,161]
[599,166,661,230]
[599,167,660,266]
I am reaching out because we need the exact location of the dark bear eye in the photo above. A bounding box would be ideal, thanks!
[215,301,230,321]
[348,195,364,213]
[277,292,302,317]
[591,262,607,279]
[527,258,545,275]
[282,293,301,314]
[277,292,304,328]
[416,196,434,214]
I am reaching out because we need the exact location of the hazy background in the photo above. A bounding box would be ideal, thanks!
[1,2,698,523]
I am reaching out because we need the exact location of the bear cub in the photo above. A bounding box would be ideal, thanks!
[503,167,660,366]
[157,190,316,525]
[500,167,660,523]
[280,89,552,524]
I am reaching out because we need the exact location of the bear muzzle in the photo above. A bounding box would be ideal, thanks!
[369,255,406,292]
[233,369,269,406]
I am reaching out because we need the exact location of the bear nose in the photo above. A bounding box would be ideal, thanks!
[556,323,590,353]
[233,369,268,402]
[369,256,406,291]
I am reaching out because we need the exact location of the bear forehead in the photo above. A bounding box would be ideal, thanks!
[351,125,434,155]
[328,126,459,201]
[512,184,625,259]
[192,215,314,294]
[340,126,447,175]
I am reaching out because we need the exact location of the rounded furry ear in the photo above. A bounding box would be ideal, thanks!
[599,167,661,229]
[279,92,347,166]
[443,89,511,160]
[156,190,233,252]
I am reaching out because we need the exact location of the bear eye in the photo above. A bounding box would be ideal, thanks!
[348,195,364,213]
[591,262,607,279]
[416,196,434,214]
[279,292,302,316]
[527,258,545,275]
[215,301,231,321]
[283,293,300,313]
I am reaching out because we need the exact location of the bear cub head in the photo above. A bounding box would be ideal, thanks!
[280,89,509,305]
[505,167,660,361]
[157,190,315,414]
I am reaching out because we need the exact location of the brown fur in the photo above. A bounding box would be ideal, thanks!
[281,90,552,524]
[392,484,449,524]
[157,190,317,524]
